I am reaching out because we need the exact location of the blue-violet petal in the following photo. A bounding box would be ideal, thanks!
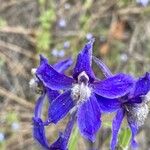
[48,91,74,124]
[73,39,95,82]
[92,73,134,99]
[77,94,101,142]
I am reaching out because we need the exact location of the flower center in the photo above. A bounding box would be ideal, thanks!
[126,103,149,127]
[71,71,92,103]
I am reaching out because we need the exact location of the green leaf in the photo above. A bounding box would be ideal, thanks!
[39,9,56,29]
[118,128,131,150]
[68,127,78,150]
[36,30,51,51]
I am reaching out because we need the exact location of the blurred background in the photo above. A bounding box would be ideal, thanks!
[0,0,150,149]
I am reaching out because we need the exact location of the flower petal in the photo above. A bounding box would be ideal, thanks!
[53,57,73,73]
[33,91,50,149]
[39,54,49,65]
[46,87,60,102]
[34,92,46,118]
[127,120,139,148]
[92,73,134,98]
[50,113,76,150]
[33,118,49,149]
[111,109,125,150]
[73,39,95,82]
[128,96,143,104]
[39,55,72,73]
[95,94,121,113]
[36,62,74,90]
[93,56,113,78]
[131,72,150,98]
[77,94,101,142]
[48,91,74,124]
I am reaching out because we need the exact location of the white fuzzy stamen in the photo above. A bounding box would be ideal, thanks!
[127,103,149,127]
[71,83,91,102]
[71,71,91,103]
[144,91,150,103]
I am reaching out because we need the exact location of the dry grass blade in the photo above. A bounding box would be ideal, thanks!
[0,26,35,35]
[0,40,37,60]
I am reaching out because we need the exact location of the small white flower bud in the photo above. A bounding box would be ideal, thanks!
[29,78,38,89]
[31,68,37,75]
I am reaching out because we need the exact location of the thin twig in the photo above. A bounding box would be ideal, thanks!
[0,26,35,36]
[0,87,34,110]
[128,25,140,54]
[0,40,37,60]
[118,6,150,16]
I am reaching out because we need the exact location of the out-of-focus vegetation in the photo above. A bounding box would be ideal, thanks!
[0,0,150,149]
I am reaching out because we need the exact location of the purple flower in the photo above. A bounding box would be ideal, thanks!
[136,0,149,6]
[93,56,150,150]
[58,49,65,57]
[36,39,134,142]
[64,41,70,49]
[51,48,59,57]
[51,49,66,58]
[32,56,74,149]
[58,18,67,28]
[0,132,5,142]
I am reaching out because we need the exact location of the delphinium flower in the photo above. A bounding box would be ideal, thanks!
[31,55,74,149]
[36,39,134,143]
[93,56,150,150]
